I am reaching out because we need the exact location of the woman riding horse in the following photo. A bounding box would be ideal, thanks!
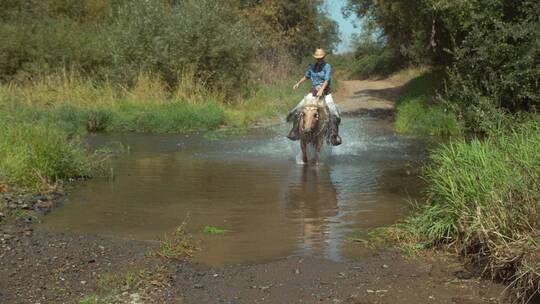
[287,48,342,146]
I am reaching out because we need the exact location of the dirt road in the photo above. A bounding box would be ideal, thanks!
[334,79,403,116]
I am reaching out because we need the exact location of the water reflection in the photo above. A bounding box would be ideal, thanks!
[285,165,338,256]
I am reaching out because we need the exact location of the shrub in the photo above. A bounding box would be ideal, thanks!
[350,47,402,79]
[0,14,110,82]
[345,32,403,79]
[442,1,540,132]
[105,0,256,94]
[0,0,258,96]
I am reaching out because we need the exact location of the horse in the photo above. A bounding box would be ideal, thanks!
[298,96,330,164]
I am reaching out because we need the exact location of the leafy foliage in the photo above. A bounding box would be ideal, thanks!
[344,0,509,65]
[0,0,339,95]
[347,33,402,79]
[238,0,340,60]
[442,1,540,131]
[106,0,257,92]
[346,0,540,131]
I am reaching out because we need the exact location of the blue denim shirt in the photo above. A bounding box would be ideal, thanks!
[305,62,332,89]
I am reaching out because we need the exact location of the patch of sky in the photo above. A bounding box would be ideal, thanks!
[325,0,362,54]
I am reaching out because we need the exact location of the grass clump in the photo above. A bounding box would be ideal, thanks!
[202,226,228,235]
[78,295,105,304]
[395,98,461,136]
[154,222,197,260]
[0,119,98,191]
[80,266,172,304]
[107,101,225,133]
[394,69,462,136]
[381,119,540,301]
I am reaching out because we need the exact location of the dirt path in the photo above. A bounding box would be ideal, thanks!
[334,79,404,116]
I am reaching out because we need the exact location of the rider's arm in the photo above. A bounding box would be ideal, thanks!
[317,80,329,97]
[293,76,307,90]
[294,65,312,90]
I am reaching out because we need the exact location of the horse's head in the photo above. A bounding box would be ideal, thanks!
[299,95,326,137]
[299,105,321,135]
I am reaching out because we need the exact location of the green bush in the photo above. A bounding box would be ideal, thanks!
[0,0,257,95]
[443,1,540,132]
[0,15,110,82]
[343,32,403,79]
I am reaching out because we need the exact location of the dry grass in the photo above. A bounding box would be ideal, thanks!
[80,265,173,304]
[388,65,431,84]
[153,221,198,260]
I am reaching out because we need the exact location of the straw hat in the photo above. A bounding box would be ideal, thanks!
[312,48,326,59]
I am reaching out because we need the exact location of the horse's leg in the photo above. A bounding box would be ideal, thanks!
[312,140,322,165]
[301,140,308,164]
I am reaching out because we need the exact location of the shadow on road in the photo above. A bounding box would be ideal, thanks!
[351,85,404,101]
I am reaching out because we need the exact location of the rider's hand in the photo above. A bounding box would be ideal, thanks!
[317,89,324,97]
[293,83,299,90]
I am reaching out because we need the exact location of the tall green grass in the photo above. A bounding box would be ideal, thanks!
[224,79,303,128]
[0,119,95,190]
[394,70,461,136]
[382,119,540,301]
[0,72,227,133]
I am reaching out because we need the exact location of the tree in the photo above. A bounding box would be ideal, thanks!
[240,0,340,59]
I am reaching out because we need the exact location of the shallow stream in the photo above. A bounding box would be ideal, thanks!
[40,116,427,267]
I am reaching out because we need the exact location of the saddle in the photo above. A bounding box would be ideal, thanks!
[310,86,331,97]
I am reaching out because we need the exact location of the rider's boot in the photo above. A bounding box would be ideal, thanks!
[329,115,342,146]
[287,112,300,141]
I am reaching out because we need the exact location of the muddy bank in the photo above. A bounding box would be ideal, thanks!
[172,250,503,304]
[1,229,505,303]
[0,192,148,303]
